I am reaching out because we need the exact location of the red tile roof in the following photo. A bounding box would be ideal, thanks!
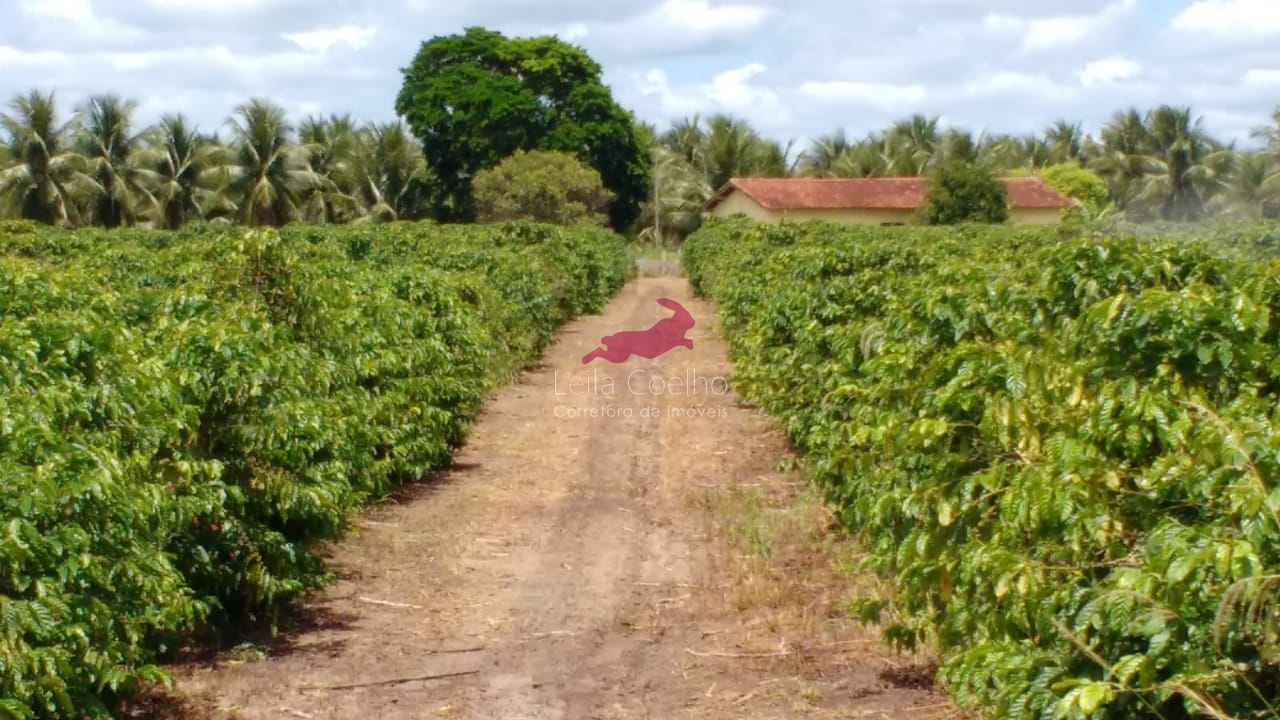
[705,176,1077,211]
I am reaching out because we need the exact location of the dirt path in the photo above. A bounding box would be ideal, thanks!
[172,277,951,720]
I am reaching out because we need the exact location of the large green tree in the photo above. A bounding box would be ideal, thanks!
[395,27,649,231]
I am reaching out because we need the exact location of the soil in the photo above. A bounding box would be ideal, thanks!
[165,276,960,720]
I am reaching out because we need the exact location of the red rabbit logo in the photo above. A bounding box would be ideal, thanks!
[583,298,695,364]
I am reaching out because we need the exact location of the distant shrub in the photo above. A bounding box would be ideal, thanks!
[473,150,613,226]
[1041,163,1110,217]
[919,160,1009,224]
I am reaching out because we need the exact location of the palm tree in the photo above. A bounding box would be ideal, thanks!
[1015,135,1052,172]
[1208,152,1280,218]
[697,114,784,189]
[1139,105,1228,220]
[660,115,706,169]
[1090,106,1228,220]
[700,114,755,189]
[214,98,326,227]
[941,127,979,164]
[642,144,712,244]
[298,113,362,223]
[143,114,234,229]
[1248,107,1280,210]
[1250,107,1280,152]
[349,121,432,222]
[1044,120,1085,165]
[973,133,1024,174]
[78,94,157,227]
[0,90,99,225]
[798,130,853,177]
[829,135,890,177]
[1089,108,1151,211]
[885,114,941,174]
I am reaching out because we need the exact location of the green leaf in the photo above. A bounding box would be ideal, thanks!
[1078,682,1114,714]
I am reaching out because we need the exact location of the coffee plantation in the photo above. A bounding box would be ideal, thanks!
[684,218,1280,720]
[0,220,629,718]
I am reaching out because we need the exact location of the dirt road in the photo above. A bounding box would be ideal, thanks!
[173,276,950,720]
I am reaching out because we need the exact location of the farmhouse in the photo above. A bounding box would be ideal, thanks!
[704,176,1076,225]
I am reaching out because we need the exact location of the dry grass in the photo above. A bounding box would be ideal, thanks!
[683,465,965,719]
[633,250,684,277]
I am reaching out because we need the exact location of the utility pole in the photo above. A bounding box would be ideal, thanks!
[653,148,665,266]
[653,149,662,248]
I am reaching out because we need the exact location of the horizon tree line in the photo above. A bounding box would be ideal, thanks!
[0,91,431,229]
[2,89,1279,237]
[640,106,1280,242]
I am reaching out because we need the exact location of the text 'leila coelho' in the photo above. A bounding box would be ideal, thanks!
[553,369,729,396]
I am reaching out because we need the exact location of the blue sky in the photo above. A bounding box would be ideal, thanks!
[2,0,1279,148]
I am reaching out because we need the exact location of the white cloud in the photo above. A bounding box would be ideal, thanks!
[1023,17,1094,50]
[1,0,1278,151]
[982,0,1136,52]
[532,21,590,41]
[145,0,277,8]
[628,62,790,132]
[651,0,770,34]
[1198,108,1272,143]
[104,51,156,71]
[799,81,927,109]
[632,68,705,117]
[959,71,1075,101]
[18,0,149,44]
[1079,56,1141,86]
[101,45,319,75]
[1243,68,1280,84]
[1172,0,1280,37]
[581,0,772,58]
[20,0,94,23]
[704,63,776,108]
[0,46,72,66]
[561,22,589,41]
[281,24,376,52]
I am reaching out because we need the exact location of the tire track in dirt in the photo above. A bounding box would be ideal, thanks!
[171,276,951,720]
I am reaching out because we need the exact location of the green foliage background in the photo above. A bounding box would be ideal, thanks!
[684,217,1280,719]
[0,219,629,718]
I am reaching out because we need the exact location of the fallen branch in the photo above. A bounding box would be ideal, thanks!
[800,639,880,650]
[633,581,702,588]
[298,669,479,692]
[529,630,578,638]
[356,596,422,609]
[427,645,485,655]
[685,648,791,659]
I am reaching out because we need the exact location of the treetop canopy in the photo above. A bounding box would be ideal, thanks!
[395,27,649,232]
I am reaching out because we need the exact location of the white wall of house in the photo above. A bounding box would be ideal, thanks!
[707,188,1066,225]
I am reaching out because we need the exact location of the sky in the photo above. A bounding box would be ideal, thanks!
[2,0,1280,149]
